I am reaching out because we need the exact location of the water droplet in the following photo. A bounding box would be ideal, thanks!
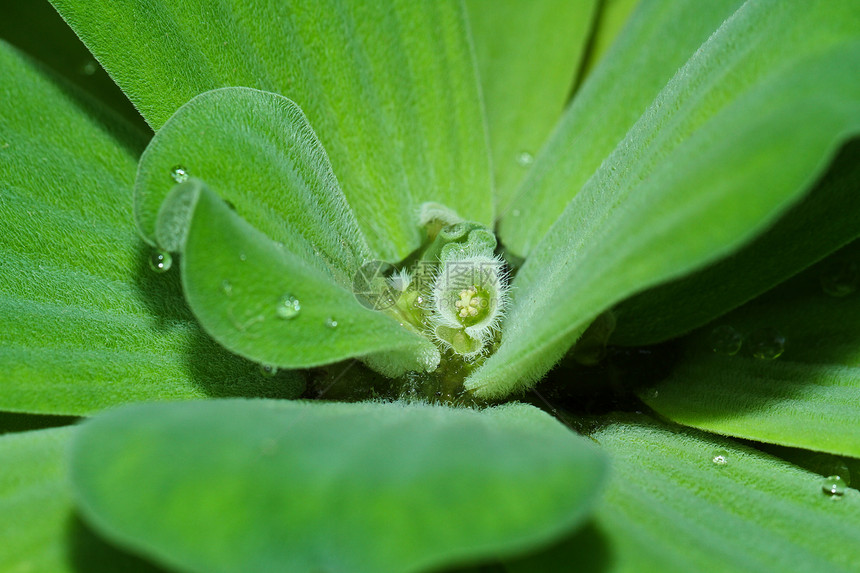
[170,165,189,183]
[149,249,172,273]
[276,294,301,319]
[747,327,785,360]
[709,325,743,356]
[325,317,338,329]
[260,364,278,377]
[80,60,98,76]
[239,253,247,262]
[221,280,233,296]
[810,455,851,486]
[414,295,425,306]
[516,151,534,167]
[712,450,729,466]
[820,261,859,297]
[822,475,846,497]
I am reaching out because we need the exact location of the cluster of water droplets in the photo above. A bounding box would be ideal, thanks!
[276,294,301,320]
[708,325,785,360]
[146,168,188,274]
[706,449,855,500]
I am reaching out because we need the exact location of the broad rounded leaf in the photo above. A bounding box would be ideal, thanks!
[136,87,371,287]
[0,427,163,572]
[0,42,300,415]
[162,180,439,372]
[71,399,607,573]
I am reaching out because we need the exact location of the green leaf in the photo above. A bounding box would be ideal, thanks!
[611,139,860,345]
[0,42,302,415]
[641,248,860,458]
[465,0,598,212]
[71,399,607,573]
[136,87,371,287]
[49,0,492,261]
[163,179,439,373]
[468,1,860,398]
[498,0,745,256]
[507,416,860,572]
[0,427,164,572]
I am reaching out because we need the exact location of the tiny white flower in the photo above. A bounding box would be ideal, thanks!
[429,247,509,359]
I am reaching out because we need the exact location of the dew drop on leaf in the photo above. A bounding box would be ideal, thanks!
[821,475,846,498]
[325,317,338,329]
[221,280,233,296]
[708,325,743,356]
[712,450,729,466]
[276,294,301,319]
[810,455,851,486]
[260,364,278,377]
[747,327,785,360]
[516,151,534,167]
[79,60,98,76]
[170,165,189,183]
[148,249,172,273]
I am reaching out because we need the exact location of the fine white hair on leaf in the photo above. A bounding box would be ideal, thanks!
[387,268,413,292]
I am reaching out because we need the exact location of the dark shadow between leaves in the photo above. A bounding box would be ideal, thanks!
[0,412,79,435]
[611,137,860,347]
[0,0,152,136]
[633,237,860,439]
[502,521,614,573]
[184,326,306,399]
[68,513,167,573]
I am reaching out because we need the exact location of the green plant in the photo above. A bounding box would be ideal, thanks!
[2,0,860,571]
